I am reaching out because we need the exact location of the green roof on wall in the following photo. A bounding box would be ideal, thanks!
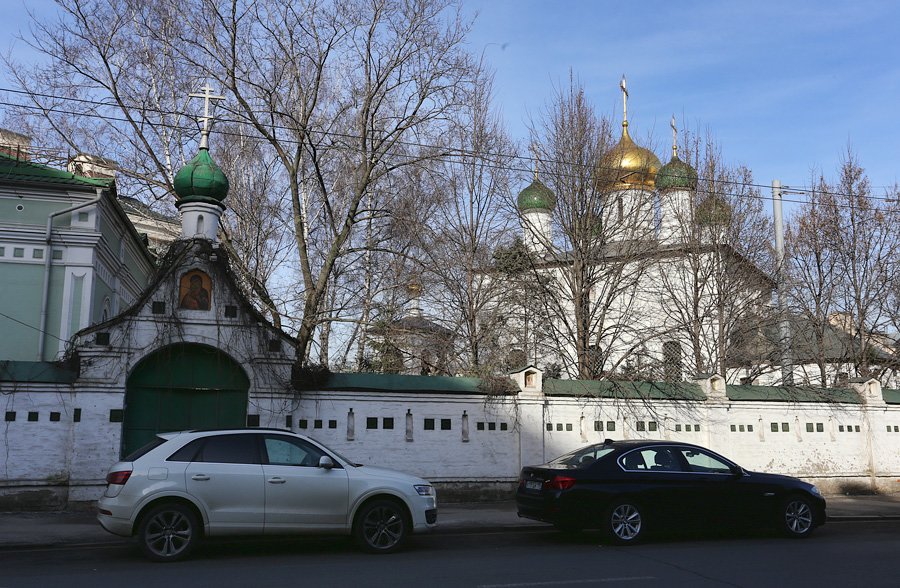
[882,389,900,404]
[320,372,486,394]
[543,379,705,400]
[726,385,861,403]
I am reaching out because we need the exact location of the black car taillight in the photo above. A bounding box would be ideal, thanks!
[106,470,132,485]
[547,475,576,491]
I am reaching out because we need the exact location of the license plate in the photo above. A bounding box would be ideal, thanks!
[525,480,543,491]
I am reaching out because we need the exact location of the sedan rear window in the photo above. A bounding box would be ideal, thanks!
[549,446,615,467]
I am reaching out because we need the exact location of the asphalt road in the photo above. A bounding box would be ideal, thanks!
[2,520,898,588]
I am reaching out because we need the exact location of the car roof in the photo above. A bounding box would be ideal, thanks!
[602,439,708,451]
[168,427,295,435]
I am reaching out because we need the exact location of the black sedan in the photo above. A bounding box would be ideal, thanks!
[516,439,826,544]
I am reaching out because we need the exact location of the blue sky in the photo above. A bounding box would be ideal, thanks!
[2,0,899,200]
[463,0,900,198]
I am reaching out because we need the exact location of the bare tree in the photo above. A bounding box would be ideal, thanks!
[520,76,663,380]
[784,173,843,385]
[3,0,294,328]
[419,63,516,376]
[214,124,295,328]
[651,131,774,380]
[3,0,197,199]
[6,0,480,369]
[786,150,900,384]
[177,0,475,366]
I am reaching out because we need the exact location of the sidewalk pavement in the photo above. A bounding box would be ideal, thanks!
[1,495,899,551]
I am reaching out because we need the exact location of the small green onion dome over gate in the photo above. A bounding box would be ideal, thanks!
[173,148,229,208]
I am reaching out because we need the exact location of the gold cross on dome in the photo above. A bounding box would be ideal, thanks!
[189,83,225,148]
[620,75,628,128]
[671,115,678,158]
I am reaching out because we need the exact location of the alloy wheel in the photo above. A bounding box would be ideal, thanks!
[784,498,813,536]
[139,504,198,562]
[356,501,407,552]
[610,503,642,542]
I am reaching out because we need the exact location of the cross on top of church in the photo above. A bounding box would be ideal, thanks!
[671,115,678,158]
[620,74,629,129]
[189,84,225,149]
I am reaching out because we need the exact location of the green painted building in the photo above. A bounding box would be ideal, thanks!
[0,141,155,361]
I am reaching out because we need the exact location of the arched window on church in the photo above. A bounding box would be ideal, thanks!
[196,214,205,235]
[101,297,111,323]
[663,340,683,382]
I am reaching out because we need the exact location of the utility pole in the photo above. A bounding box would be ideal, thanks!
[772,180,803,386]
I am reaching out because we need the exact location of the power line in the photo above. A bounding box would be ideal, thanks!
[0,310,66,343]
[2,88,898,209]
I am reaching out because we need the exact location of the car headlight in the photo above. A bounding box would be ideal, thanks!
[809,485,822,497]
[414,484,434,496]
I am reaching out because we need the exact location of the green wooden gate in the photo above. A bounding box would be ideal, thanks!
[122,343,249,457]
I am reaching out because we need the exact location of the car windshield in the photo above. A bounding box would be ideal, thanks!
[549,445,615,467]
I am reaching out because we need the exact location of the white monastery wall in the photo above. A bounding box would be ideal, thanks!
[2,372,898,508]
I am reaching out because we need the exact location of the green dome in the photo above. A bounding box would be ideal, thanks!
[517,178,556,212]
[656,155,698,191]
[696,194,732,226]
[174,148,229,207]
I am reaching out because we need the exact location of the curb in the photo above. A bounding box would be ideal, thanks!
[1,512,898,552]
[827,515,900,522]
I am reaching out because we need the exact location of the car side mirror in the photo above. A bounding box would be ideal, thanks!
[318,456,335,470]
[731,465,746,477]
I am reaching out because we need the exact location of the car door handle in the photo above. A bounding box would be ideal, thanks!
[267,477,286,484]
[191,474,210,481]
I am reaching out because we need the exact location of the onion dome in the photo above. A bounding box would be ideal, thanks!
[696,194,732,226]
[173,147,229,208]
[656,155,698,191]
[601,123,661,189]
[406,278,423,297]
[517,178,556,212]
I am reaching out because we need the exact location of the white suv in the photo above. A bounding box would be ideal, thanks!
[97,429,437,561]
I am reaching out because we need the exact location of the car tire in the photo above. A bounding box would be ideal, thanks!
[779,495,815,538]
[137,503,200,562]
[603,499,645,545]
[353,499,409,554]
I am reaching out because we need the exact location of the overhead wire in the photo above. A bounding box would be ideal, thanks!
[1,87,898,210]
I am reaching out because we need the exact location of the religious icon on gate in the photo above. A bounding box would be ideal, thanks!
[179,270,211,310]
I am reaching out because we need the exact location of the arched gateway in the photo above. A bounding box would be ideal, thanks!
[122,343,249,456]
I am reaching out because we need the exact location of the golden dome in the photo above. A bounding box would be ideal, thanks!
[602,122,661,189]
